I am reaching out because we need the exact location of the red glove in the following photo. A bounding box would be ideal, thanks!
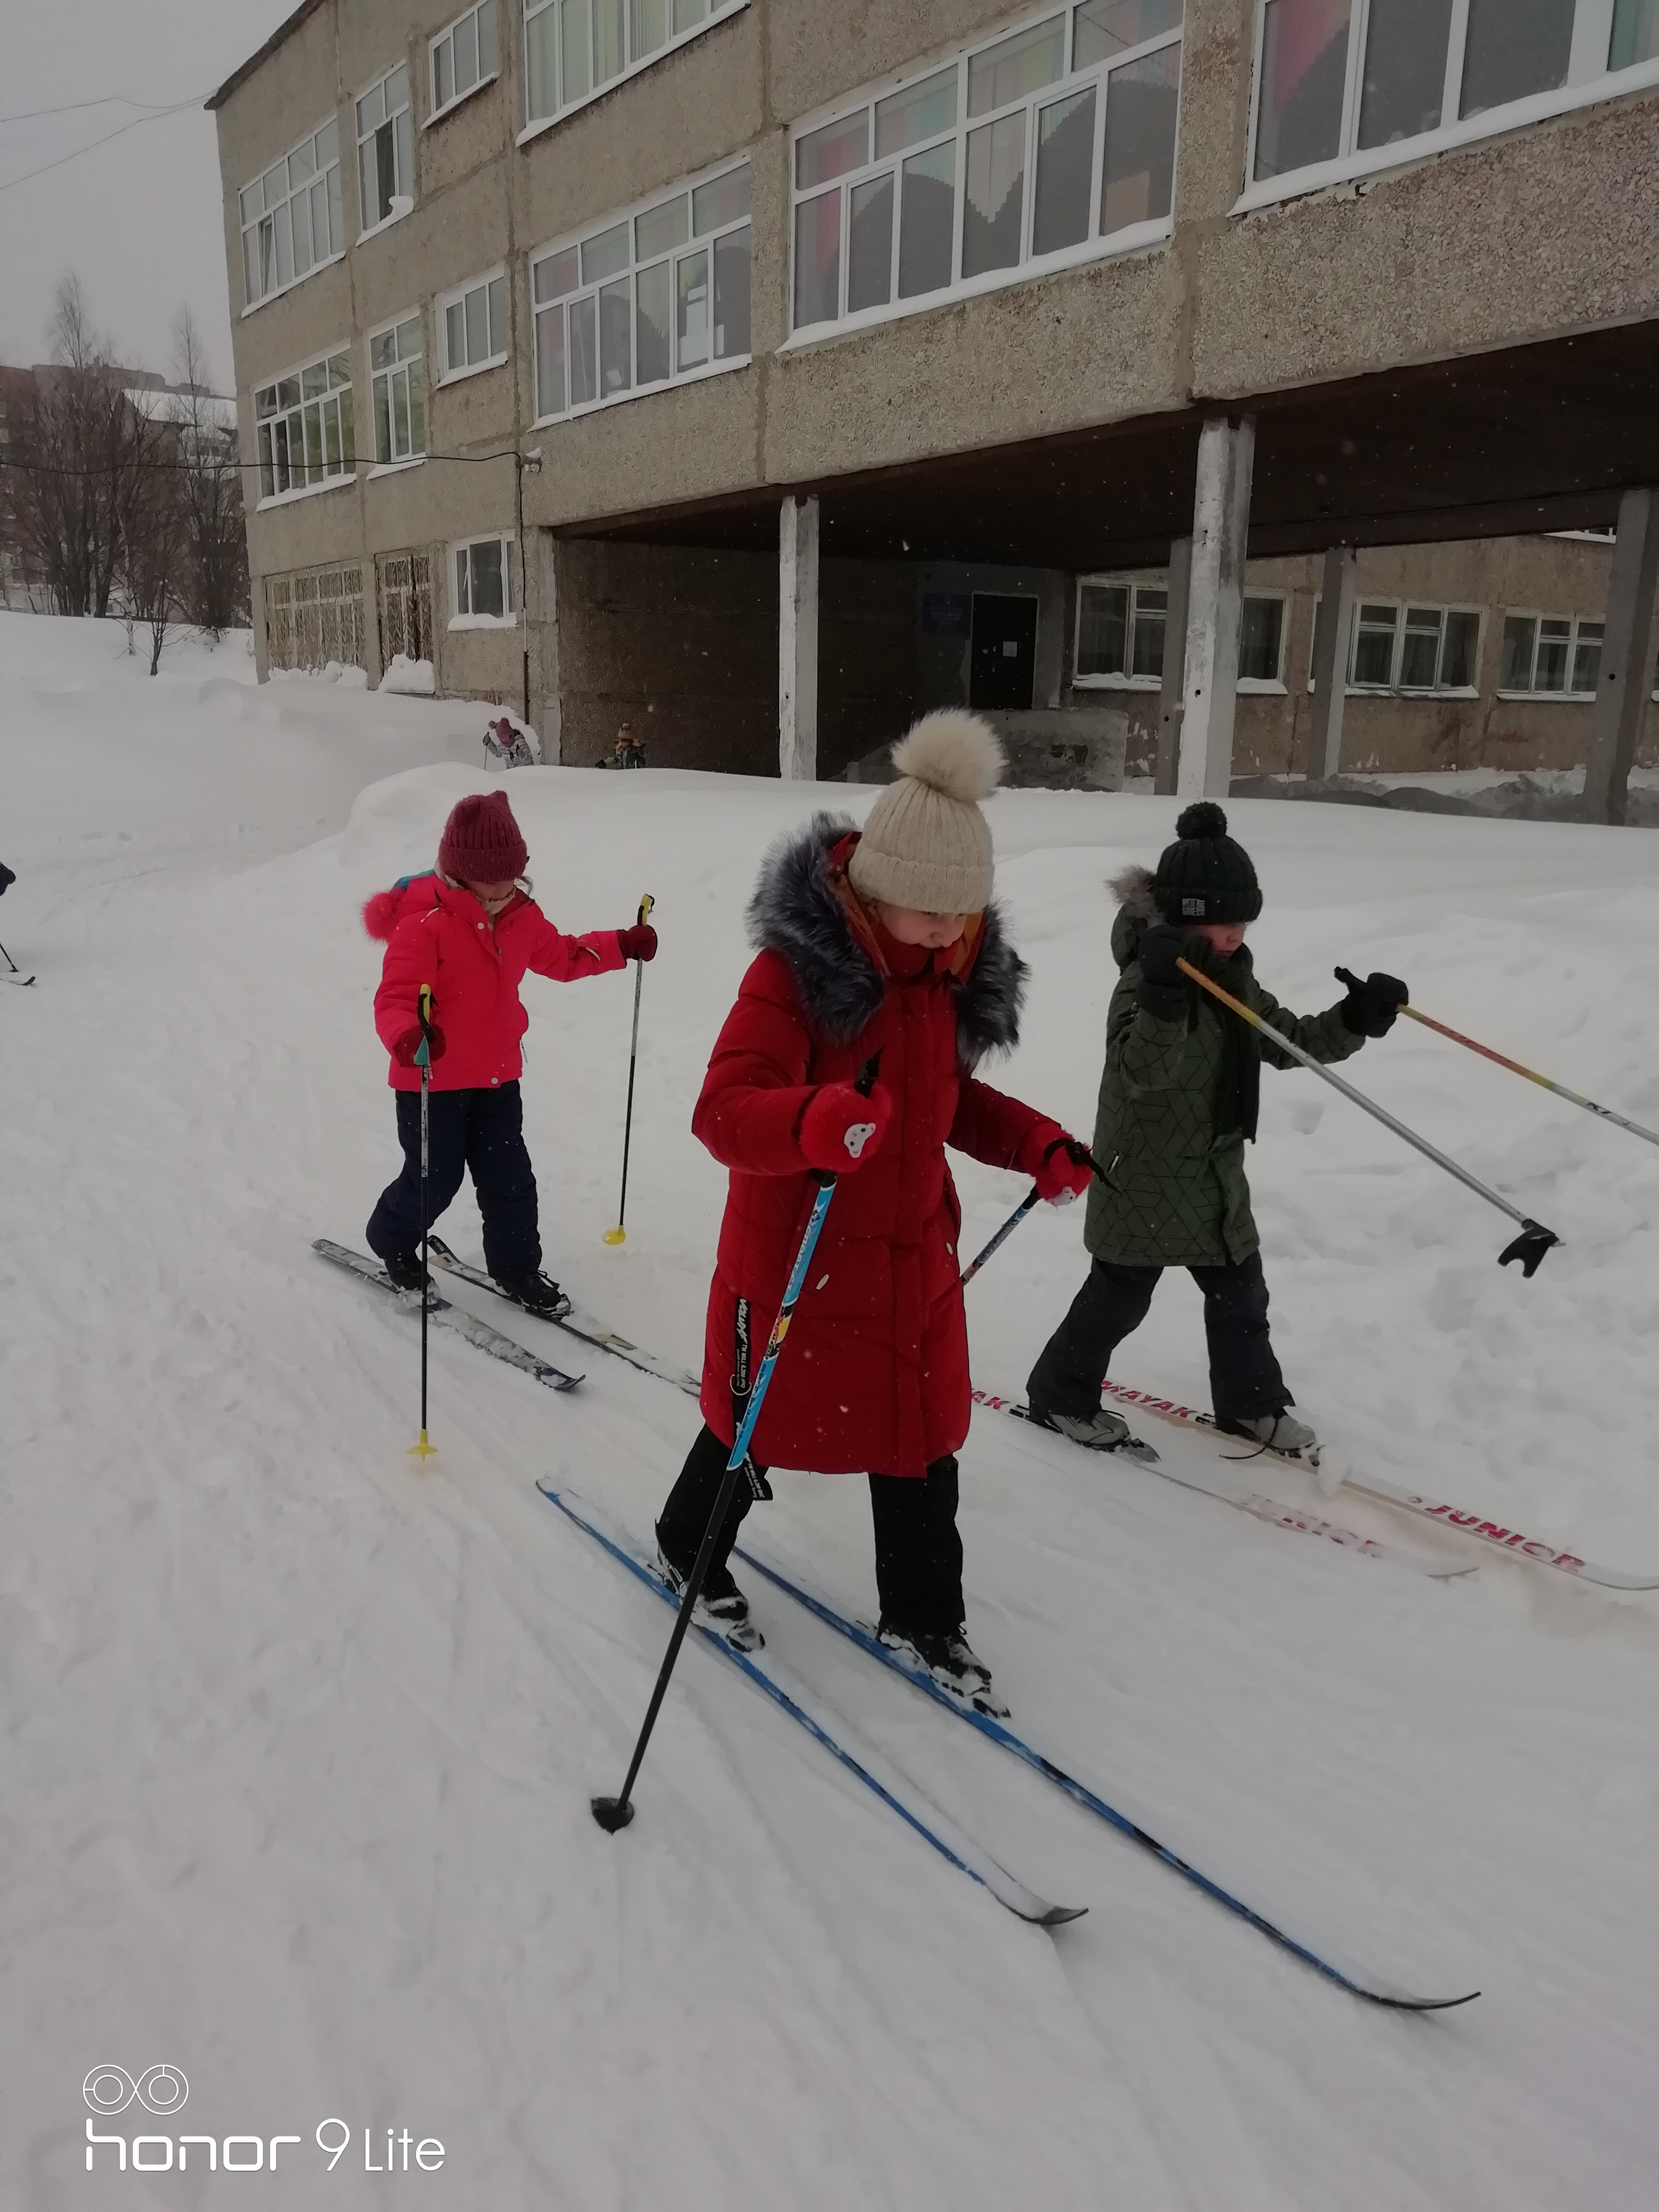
[393,1023,446,1067]
[1031,1130,1095,1206]
[617,924,657,962]
[798,1081,893,1174]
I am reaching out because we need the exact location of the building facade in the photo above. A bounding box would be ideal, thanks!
[210,1,1659,793]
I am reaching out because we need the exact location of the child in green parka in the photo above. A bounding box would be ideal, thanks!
[1027,802,1407,1459]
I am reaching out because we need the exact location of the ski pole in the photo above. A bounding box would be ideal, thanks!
[409,984,438,1463]
[603,893,656,1247]
[593,1053,882,1834]
[1177,958,1561,1276]
[1339,973,1659,1154]
[0,938,19,973]
[960,1187,1042,1286]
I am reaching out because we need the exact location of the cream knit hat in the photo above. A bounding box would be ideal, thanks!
[847,710,1004,915]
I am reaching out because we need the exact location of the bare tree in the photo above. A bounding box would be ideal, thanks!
[2,276,148,618]
[119,413,188,674]
[167,306,249,638]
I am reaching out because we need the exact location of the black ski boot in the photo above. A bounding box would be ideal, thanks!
[495,1270,574,1321]
[656,1538,763,1653]
[381,1249,429,1294]
[877,1622,1008,1717]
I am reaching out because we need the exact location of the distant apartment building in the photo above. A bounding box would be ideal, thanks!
[209,1,1659,799]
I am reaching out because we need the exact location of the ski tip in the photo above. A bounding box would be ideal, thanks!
[1361,1985,1481,2013]
[1036,1903,1090,1928]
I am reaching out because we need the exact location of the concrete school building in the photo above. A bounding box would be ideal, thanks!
[209,1,1659,813]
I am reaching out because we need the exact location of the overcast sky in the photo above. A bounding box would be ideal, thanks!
[0,1,296,390]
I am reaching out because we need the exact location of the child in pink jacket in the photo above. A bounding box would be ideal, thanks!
[363,791,655,1314]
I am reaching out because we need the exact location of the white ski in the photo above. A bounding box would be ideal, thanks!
[1100,1381,1657,1592]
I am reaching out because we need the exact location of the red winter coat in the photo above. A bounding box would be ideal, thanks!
[694,819,1064,1479]
[364,872,626,1091]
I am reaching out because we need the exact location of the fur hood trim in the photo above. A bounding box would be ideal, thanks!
[1110,863,1161,924]
[747,812,1026,1065]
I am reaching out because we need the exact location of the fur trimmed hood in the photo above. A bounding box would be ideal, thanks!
[1109,863,1159,971]
[747,812,1026,1066]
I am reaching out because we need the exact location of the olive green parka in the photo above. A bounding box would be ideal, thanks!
[1084,867,1365,1268]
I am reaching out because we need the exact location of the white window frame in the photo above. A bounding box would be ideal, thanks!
[238,116,344,314]
[530,157,752,425]
[449,534,517,628]
[1241,0,1659,213]
[1236,589,1288,692]
[520,0,749,144]
[253,346,357,508]
[438,268,509,383]
[367,311,427,472]
[784,1,1184,350]
[356,62,414,239]
[1308,596,1486,696]
[1496,609,1603,700]
[1072,575,1170,689]
[429,0,500,125]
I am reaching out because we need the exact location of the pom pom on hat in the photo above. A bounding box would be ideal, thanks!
[1153,799,1262,925]
[1174,800,1229,840]
[848,709,1002,916]
[888,710,1006,805]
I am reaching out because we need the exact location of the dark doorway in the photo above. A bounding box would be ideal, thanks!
[969,593,1037,708]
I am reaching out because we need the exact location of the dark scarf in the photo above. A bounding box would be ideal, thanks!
[1187,939,1262,1142]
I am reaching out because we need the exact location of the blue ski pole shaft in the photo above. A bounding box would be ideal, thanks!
[592,1054,881,1832]
[960,1185,1041,1287]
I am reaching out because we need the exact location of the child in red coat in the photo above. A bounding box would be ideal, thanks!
[653,712,1092,1709]
[363,791,655,1314]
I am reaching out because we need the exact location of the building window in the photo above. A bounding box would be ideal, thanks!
[266,566,366,670]
[439,271,508,381]
[369,315,426,465]
[357,65,413,233]
[790,2,1183,339]
[1250,0,1659,197]
[523,0,745,133]
[1075,578,1168,684]
[1499,611,1603,697]
[431,0,499,120]
[531,161,751,420]
[239,118,343,309]
[452,535,516,624]
[255,351,355,501]
[1237,593,1286,685]
[1310,595,1482,692]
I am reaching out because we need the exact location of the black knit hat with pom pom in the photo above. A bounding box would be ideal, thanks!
[1152,802,1262,925]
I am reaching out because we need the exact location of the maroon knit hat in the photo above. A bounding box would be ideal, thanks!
[438,792,529,883]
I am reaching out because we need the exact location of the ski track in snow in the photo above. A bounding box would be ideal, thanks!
[3,614,1658,2208]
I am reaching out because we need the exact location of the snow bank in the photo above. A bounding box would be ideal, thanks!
[4,617,1659,2210]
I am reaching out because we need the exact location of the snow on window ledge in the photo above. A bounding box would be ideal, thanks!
[357,199,415,247]
[380,653,436,694]
[436,353,507,389]
[368,457,426,480]
[240,251,347,319]
[448,612,516,632]
[255,473,355,512]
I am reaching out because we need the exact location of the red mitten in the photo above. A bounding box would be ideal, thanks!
[1029,1128,1095,1206]
[798,1081,894,1173]
[617,924,658,962]
[393,1024,446,1067]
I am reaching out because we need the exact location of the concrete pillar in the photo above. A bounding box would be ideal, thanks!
[1154,534,1191,795]
[1583,487,1659,826]
[1308,543,1356,781]
[1176,416,1255,800]
[778,493,819,781]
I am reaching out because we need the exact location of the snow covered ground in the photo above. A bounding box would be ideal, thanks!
[4,613,1658,2210]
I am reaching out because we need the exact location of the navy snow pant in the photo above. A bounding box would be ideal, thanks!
[366,1080,541,1282]
[657,1424,967,1636]
[1027,1251,1291,1431]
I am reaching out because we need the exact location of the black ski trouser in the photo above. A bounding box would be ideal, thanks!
[1027,1251,1290,1431]
[656,1426,967,1637]
[365,1080,541,1282]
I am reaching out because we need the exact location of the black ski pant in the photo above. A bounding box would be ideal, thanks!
[657,1425,967,1637]
[366,1080,541,1282]
[1027,1251,1290,1431]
